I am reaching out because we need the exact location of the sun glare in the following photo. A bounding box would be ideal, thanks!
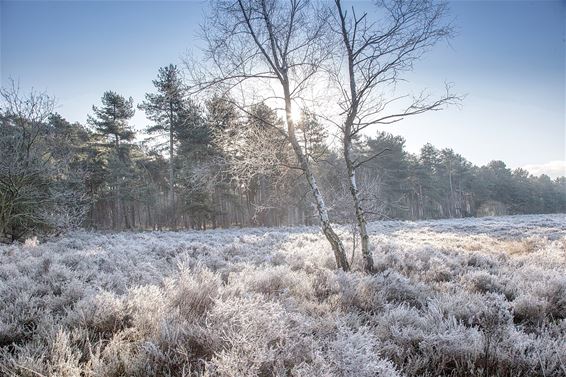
[291,106,302,123]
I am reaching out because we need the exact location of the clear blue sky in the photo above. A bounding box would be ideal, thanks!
[1,0,564,177]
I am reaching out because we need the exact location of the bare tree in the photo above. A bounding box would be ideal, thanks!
[328,0,460,272]
[0,80,89,241]
[192,0,350,270]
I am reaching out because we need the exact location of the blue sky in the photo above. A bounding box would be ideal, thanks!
[1,0,564,177]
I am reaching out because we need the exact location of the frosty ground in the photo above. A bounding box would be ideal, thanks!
[1,214,565,376]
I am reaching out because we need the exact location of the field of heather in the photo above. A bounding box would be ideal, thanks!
[1,214,565,376]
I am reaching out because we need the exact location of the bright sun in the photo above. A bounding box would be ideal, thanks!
[291,106,302,123]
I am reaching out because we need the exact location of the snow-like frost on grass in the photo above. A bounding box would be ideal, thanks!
[0,214,565,376]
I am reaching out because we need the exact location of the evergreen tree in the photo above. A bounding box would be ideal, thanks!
[88,91,135,151]
[138,65,188,225]
[87,91,136,229]
[175,101,214,229]
[202,95,243,228]
[363,132,411,218]
[418,144,442,218]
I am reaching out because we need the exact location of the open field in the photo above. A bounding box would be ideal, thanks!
[1,214,565,376]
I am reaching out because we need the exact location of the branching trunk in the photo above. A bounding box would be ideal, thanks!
[332,0,455,272]
[336,0,374,272]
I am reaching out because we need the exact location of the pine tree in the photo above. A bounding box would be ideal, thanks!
[88,91,135,229]
[174,100,211,229]
[88,91,135,151]
[138,65,188,226]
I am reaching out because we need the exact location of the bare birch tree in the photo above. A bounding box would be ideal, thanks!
[328,0,460,272]
[192,0,350,270]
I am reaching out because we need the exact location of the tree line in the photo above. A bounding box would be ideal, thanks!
[1,69,563,244]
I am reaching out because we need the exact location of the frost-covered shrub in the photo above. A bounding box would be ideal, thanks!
[87,332,137,376]
[373,304,432,371]
[462,270,506,295]
[0,291,45,347]
[542,278,566,320]
[376,271,431,309]
[204,296,307,376]
[423,261,454,283]
[503,238,539,255]
[226,265,313,300]
[417,306,484,375]
[46,330,83,377]
[126,285,167,336]
[512,294,547,325]
[466,253,499,269]
[476,293,512,335]
[166,266,220,319]
[67,291,131,337]
[327,324,402,377]
[331,270,431,314]
[0,214,565,376]
[427,292,488,328]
